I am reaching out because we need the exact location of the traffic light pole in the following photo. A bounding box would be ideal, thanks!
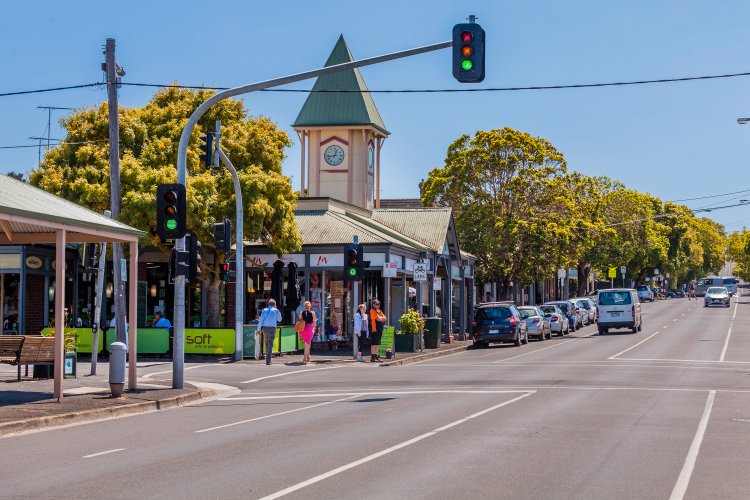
[173,39,451,387]
[217,146,245,362]
[352,235,359,361]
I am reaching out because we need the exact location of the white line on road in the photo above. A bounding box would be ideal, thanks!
[241,365,342,384]
[224,389,530,401]
[258,391,535,500]
[195,395,359,433]
[612,357,750,365]
[142,365,206,380]
[83,448,126,458]
[670,390,716,500]
[491,339,577,363]
[608,330,662,360]
[719,300,738,361]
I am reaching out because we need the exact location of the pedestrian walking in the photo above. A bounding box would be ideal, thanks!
[257,299,282,365]
[369,300,387,362]
[688,280,696,300]
[297,301,316,365]
[354,303,369,362]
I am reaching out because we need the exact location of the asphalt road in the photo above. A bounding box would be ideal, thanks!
[2,293,749,499]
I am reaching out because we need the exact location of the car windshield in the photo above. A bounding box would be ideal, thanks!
[598,291,633,305]
[539,306,556,314]
[707,287,727,294]
[477,307,512,320]
[519,309,537,319]
[547,302,569,313]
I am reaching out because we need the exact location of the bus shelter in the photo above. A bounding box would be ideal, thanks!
[0,174,144,399]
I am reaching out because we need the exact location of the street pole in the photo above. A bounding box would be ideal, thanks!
[352,235,359,360]
[90,210,111,375]
[171,39,451,386]
[216,145,244,362]
[105,38,127,348]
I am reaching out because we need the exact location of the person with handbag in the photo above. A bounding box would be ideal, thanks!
[369,300,387,362]
[296,301,316,365]
[354,303,369,362]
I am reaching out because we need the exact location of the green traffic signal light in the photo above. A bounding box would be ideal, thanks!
[165,219,177,230]
[461,59,473,71]
[348,268,357,276]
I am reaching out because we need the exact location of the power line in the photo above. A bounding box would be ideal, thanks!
[4,69,750,99]
[668,189,750,202]
[0,139,111,150]
[603,201,749,228]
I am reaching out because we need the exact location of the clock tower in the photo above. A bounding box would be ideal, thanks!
[293,35,389,210]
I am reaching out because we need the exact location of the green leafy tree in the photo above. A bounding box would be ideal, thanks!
[29,86,301,326]
[726,230,750,281]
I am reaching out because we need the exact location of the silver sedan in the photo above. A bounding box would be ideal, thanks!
[539,304,569,337]
[704,287,730,308]
[518,306,552,341]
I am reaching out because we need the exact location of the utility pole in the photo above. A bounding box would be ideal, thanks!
[90,211,111,375]
[104,38,127,348]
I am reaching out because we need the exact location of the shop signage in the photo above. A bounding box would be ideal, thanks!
[413,263,427,282]
[184,328,235,354]
[433,277,442,291]
[247,254,305,268]
[25,256,43,270]
[383,261,397,278]
[310,253,343,268]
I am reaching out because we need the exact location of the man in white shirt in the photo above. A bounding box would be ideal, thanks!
[256,299,282,365]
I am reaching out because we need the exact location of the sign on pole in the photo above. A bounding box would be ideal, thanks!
[383,261,397,278]
[413,262,427,282]
[608,267,617,278]
[654,268,659,275]
[620,266,626,274]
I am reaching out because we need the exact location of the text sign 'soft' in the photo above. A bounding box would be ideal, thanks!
[413,263,427,282]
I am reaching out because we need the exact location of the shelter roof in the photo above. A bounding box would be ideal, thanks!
[371,208,454,253]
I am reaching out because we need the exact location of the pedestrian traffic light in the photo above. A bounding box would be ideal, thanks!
[343,243,364,282]
[199,132,214,168]
[156,183,187,241]
[219,262,230,282]
[186,230,201,286]
[452,22,485,83]
[214,219,231,253]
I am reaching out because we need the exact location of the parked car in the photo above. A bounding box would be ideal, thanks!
[596,288,642,334]
[704,287,730,308]
[576,298,597,324]
[518,306,551,341]
[569,299,588,328]
[636,285,654,302]
[473,302,528,347]
[539,304,569,337]
[544,301,577,332]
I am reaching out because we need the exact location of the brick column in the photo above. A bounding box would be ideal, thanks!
[24,274,45,334]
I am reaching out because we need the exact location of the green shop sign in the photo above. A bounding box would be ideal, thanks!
[185,328,235,354]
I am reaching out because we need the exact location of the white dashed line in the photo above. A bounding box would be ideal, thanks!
[670,391,716,500]
[242,366,342,384]
[83,448,126,458]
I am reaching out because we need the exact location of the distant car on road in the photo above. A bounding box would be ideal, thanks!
[539,304,569,337]
[596,288,642,335]
[636,285,654,302]
[704,287,730,308]
[473,302,528,348]
[722,277,738,296]
[518,306,551,341]
[544,301,577,333]
[576,298,597,324]
[570,299,588,327]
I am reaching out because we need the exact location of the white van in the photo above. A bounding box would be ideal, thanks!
[596,288,642,335]
[721,277,738,296]
[695,277,721,297]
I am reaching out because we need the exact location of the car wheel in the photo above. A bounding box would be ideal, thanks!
[561,327,567,337]
[637,320,642,332]
[631,324,638,334]
[546,329,552,340]
[522,331,528,345]
[514,331,522,347]
[538,331,545,341]
[598,327,607,335]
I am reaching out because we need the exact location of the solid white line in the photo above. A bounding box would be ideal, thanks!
[669,391,716,500]
[615,357,750,365]
[142,365,205,380]
[224,389,529,401]
[719,302,738,362]
[196,396,359,433]
[258,392,535,500]
[242,366,342,384]
[608,330,662,360]
[83,448,126,458]
[492,339,577,363]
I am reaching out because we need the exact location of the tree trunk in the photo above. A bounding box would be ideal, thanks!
[497,276,513,301]
[577,263,591,297]
[205,276,221,328]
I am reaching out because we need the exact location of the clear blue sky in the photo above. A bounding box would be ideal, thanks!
[2,1,750,231]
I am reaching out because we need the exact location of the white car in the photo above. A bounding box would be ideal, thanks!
[704,287,730,308]
[596,288,642,334]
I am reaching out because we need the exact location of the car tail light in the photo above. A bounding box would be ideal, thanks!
[509,316,517,326]
[530,318,540,323]
[575,308,580,315]
[551,314,559,322]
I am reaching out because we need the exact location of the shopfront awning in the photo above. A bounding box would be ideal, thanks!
[0,174,145,400]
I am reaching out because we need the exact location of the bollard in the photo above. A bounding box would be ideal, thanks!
[109,342,126,398]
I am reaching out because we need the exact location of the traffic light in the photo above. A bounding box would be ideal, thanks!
[452,22,485,83]
[219,262,230,282]
[156,183,187,241]
[81,243,98,270]
[199,132,214,167]
[343,243,364,282]
[214,218,231,253]
[186,230,201,285]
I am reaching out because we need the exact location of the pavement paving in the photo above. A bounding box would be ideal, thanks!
[0,338,473,436]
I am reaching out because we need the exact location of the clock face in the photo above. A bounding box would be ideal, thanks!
[367,144,374,171]
[323,145,345,166]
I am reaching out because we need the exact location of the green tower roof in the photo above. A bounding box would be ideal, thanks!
[292,35,388,134]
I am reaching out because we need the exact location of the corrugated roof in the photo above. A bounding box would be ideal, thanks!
[292,35,388,134]
[371,208,453,253]
[0,174,144,237]
[293,210,420,249]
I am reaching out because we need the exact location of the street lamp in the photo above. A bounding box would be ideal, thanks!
[738,117,750,125]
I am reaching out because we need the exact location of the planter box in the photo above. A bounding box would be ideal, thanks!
[395,334,419,353]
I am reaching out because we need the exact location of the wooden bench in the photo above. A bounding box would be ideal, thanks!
[0,336,25,379]
[18,336,56,380]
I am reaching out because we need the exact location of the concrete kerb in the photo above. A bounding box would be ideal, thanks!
[379,344,472,367]
[0,387,214,437]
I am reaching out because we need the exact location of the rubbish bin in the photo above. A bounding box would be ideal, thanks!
[424,317,441,349]
[64,351,77,379]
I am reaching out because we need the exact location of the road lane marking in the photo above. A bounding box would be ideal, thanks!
[719,300,739,362]
[669,391,716,500]
[613,357,750,365]
[258,391,535,500]
[142,365,206,380]
[608,330,662,360]
[224,389,531,401]
[83,448,126,458]
[242,366,342,384]
[491,339,577,363]
[196,395,359,433]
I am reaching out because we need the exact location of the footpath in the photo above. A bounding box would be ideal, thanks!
[0,339,473,436]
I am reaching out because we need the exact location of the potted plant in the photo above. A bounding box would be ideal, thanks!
[395,309,425,353]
